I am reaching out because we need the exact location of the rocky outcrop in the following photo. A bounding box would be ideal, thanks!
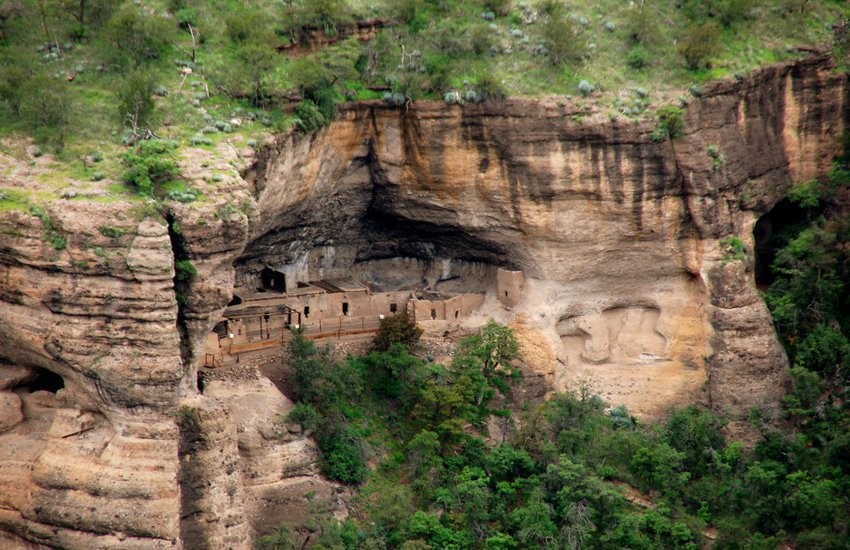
[0,54,846,547]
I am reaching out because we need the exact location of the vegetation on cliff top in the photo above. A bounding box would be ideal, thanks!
[0,0,847,170]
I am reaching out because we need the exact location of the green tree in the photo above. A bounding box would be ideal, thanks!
[117,69,156,132]
[224,7,271,44]
[373,309,422,352]
[235,42,278,106]
[103,3,173,67]
[20,73,70,151]
[454,319,521,400]
[664,405,726,476]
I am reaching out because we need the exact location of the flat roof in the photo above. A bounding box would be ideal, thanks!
[311,279,368,293]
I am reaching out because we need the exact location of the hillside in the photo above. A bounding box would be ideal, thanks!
[0,0,848,202]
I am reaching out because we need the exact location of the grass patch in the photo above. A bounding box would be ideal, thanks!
[0,188,30,212]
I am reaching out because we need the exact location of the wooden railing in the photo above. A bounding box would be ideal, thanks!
[204,316,384,367]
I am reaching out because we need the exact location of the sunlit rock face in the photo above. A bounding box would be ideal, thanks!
[245,53,844,429]
[0,54,845,547]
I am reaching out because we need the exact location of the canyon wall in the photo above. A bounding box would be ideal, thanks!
[0,54,845,547]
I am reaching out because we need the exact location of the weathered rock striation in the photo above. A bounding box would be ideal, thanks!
[0,54,846,547]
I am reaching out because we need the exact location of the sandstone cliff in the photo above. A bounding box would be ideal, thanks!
[0,53,845,547]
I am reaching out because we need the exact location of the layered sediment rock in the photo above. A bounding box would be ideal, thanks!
[0,54,845,546]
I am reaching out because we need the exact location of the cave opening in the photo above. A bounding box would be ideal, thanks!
[260,268,286,293]
[19,367,65,394]
[753,198,810,288]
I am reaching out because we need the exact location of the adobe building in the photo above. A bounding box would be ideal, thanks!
[203,268,525,365]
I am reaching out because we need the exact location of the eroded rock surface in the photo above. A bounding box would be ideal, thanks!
[0,54,846,547]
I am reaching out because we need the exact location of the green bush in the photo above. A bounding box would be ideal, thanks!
[473,73,507,102]
[624,1,659,45]
[287,402,320,431]
[174,259,197,281]
[720,235,747,263]
[318,422,367,483]
[651,105,686,142]
[480,0,512,17]
[225,8,269,43]
[117,69,156,131]
[121,139,179,196]
[174,8,198,29]
[626,45,650,70]
[294,99,327,133]
[788,180,822,208]
[297,0,352,36]
[679,0,755,27]
[103,4,173,67]
[540,5,586,66]
[373,310,422,352]
[20,74,70,151]
[678,22,721,70]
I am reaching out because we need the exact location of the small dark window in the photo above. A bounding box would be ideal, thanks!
[342,302,349,315]
[430,309,437,320]
[390,303,398,313]
[454,310,459,319]
[304,306,310,318]
[505,291,509,297]
[264,313,270,322]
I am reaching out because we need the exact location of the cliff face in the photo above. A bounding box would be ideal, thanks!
[0,54,845,547]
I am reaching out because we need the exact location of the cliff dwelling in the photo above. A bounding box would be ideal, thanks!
[0,48,846,548]
[203,261,497,364]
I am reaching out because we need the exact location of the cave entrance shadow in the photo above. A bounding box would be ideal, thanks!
[753,198,810,289]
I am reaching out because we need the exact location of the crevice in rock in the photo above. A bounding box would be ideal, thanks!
[165,211,194,377]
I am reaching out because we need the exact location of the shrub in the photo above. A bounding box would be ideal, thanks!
[20,74,70,152]
[287,402,320,431]
[626,45,650,70]
[473,73,507,102]
[257,525,297,550]
[373,310,422,352]
[708,144,726,170]
[319,424,367,484]
[294,99,327,133]
[679,0,755,27]
[652,105,686,142]
[98,225,129,238]
[788,180,822,208]
[234,42,278,106]
[540,6,586,66]
[121,139,179,196]
[224,8,269,43]
[174,7,198,29]
[720,235,747,263]
[577,80,595,96]
[793,324,850,376]
[678,22,721,70]
[103,4,173,66]
[166,188,199,203]
[624,1,658,45]
[480,0,512,17]
[295,0,352,37]
[174,259,197,281]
